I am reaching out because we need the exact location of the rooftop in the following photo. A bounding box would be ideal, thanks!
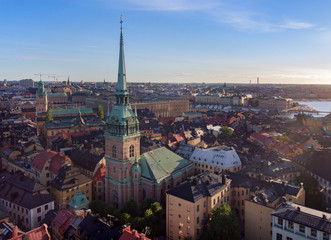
[166,172,230,203]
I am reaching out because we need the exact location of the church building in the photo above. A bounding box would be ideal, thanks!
[104,17,194,208]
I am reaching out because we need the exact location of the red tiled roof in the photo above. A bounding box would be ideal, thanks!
[9,224,51,240]
[32,149,57,172]
[250,132,274,146]
[93,164,105,182]
[119,226,150,240]
[49,153,71,175]
[51,209,75,235]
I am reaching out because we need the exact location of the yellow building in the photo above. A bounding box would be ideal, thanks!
[244,183,305,240]
[50,164,92,209]
[166,173,231,240]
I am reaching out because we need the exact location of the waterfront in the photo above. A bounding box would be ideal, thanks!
[297,100,331,117]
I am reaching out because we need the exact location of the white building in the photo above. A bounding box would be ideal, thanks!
[189,146,242,173]
[272,202,331,240]
[0,171,55,230]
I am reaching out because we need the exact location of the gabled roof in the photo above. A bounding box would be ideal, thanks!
[78,214,122,240]
[10,224,51,240]
[272,202,331,234]
[32,149,70,175]
[51,209,75,235]
[140,147,193,183]
[93,164,105,182]
[70,150,104,172]
[166,172,230,203]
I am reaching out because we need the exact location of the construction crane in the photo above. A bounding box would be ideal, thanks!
[48,75,66,86]
[34,73,55,81]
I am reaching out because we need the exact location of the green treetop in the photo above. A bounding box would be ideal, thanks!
[201,203,240,240]
[45,108,53,122]
[97,104,104,119]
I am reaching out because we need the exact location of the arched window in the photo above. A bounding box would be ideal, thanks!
[112,145,116,158]
[129,145,134,158]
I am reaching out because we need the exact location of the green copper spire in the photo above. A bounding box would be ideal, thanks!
[105,16,140,140]
[116,15,128,94]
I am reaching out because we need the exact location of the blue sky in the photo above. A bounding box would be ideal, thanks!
[1,0,331,84]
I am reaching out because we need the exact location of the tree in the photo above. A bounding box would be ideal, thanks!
[97,104,104,119]
[219,126,234,139]
[121,198,138,217]
[89,200,115,218]
[275,135,291,143]
[292,102,299,107]
[141,198,156,212]
[202,204,240,240]
[45,108,53,122]
[120,212,131,225]
[294,172,326,211]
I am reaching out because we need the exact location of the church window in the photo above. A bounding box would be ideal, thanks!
[129,145,134,157]
[112,145,116,158]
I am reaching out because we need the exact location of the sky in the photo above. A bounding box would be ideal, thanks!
[1,0,331,84]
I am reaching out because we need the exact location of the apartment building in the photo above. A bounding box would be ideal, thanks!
[166,172,231,240]
[272,202,331,240]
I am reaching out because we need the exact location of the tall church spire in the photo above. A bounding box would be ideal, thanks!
[116,15,127,94]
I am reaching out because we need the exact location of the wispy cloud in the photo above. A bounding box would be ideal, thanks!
[124,0,220,11]
[115,0,315,32]
[211,10,314,32]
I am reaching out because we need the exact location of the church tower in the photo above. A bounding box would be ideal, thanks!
[36,79,48,115]
[105,16,140,208]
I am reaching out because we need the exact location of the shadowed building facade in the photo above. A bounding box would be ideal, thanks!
[104,18,194,208]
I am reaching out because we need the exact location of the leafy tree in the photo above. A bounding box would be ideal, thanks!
[121,198,138,217]
[45,108,53,122]
[53,106,61,110]
[97,104,104,119]
[120,212,131,225]
[201,204,240,240]
[294,172,326,211]
[292,102,299,107]
[89,200,115,218]
[219,126,234,139]
[141,198,156,212]
[275,135,291,143]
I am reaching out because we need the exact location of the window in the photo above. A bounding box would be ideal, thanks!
[213,199,216,205]
[37,207,41,213]
[197,205,199,212]
[286,237,293,240]
[197,228,200,235]
[311,229,317,237]
[276,233,282,240]
[217,196,220,203]
[197,217,199,224]
[278,217,283,226]
[37,216,41,222]
[45,205,48,211]
[178,214,181,218]
[288,221,294,229]
[129,145,134,158]
[178,203,181,207]
[112,145,116,158]
[299,225,305,233]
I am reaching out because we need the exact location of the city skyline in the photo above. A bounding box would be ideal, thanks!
[1,0,331,84]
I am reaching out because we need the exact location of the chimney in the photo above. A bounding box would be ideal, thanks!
[221,175,226,185]
[12,226,18,238]
[300,182,303,189]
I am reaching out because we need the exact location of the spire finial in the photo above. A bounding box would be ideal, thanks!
[120,15,123,31]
